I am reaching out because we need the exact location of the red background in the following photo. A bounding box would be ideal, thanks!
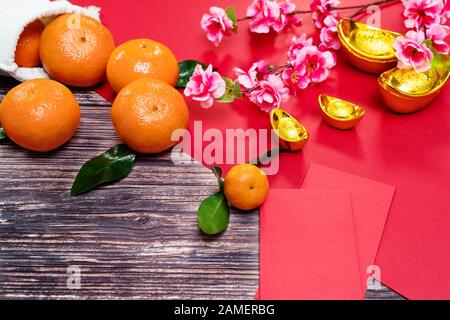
[72,0,450,299]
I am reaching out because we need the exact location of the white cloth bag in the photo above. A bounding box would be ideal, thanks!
[0,0,100,82]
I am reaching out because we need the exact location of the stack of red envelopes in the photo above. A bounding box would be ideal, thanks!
[258,162,395,300]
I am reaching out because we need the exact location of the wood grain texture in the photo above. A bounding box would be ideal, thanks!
[0,77,403,300]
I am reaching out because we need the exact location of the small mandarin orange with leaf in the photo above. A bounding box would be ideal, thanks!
[107,38,179,93]
[0,79,80,152]
[111,78,189,154]
[15,20,46,68]
[224,164,269,211]
[39,14,115,87]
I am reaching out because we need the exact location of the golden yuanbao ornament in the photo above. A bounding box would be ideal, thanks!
[378,67,450,113]
[337,19,401,74]
[270,108,309,152]
[318,94,365,130]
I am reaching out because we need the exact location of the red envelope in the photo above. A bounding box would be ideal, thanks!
[260,189,362,300]
[302,163,396,294]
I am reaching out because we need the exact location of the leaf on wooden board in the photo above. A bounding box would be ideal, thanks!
[198,192,230,235]
[71,144,136,196]
[0,125,7,141]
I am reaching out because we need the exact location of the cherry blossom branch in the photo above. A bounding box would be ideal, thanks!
[316,0,400,12]
[264,63,291,75]
[202,0,405,48]
[183,30,337,113]
[236,0,400,22]
[241,63,292,94]
[350,7,368,19]
[188,0,450,113]
[350,0,401,18]
[393,0,450,73]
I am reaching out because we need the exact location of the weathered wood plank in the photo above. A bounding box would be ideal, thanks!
[0,77,259,300]
[0,77,403,300]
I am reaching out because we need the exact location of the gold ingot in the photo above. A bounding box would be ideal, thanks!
[318,95,365,130]
[378,67,450,113]
[337,19,401,74]
[270,108,309,152]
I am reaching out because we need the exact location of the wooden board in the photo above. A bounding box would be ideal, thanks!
[0,77,403,300]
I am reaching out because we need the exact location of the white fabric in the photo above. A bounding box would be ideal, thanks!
[0,0,101,82]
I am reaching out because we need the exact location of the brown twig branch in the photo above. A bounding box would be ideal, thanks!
[236,0,401,22]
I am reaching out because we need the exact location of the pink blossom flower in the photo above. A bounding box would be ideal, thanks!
[299,46,336,83]
[247,74,290,112]
[283,45,336,92]
[282,65,311,92]
[234,60,270,89]
[247,0,281,33]
[272,1,303,32]
[287,33,314,62]
[201,7,234,47]
[443,0,450,19]
[427,24,450,53]
[310,0,341,28]
[402,0,444,30]
[320,15,341,50]
[393,30,434,72]
[234,60,291,112]
[184,64,226,108]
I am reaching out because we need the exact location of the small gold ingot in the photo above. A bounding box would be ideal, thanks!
[270,108,309,152]
[318,95,365,130]
[378,67,450,113]
[337,19,401,74]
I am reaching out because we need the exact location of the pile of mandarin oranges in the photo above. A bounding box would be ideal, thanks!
[0,14,187,154]
[0,13,269,212]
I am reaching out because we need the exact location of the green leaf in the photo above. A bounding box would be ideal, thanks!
[437,53,450,71]
[198,192,230,235]
[176,60,207,89]
[423,39,433,48]
[432,54,443,69]
[225,6,238,33]
[216,77,243,103]
[424,40,450,71]
[431,53,450,70]
[71,144,136,196]
[443,57,450,70]
[425,40,442,68]
[210,165,224,191]
[0,125,7,141]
